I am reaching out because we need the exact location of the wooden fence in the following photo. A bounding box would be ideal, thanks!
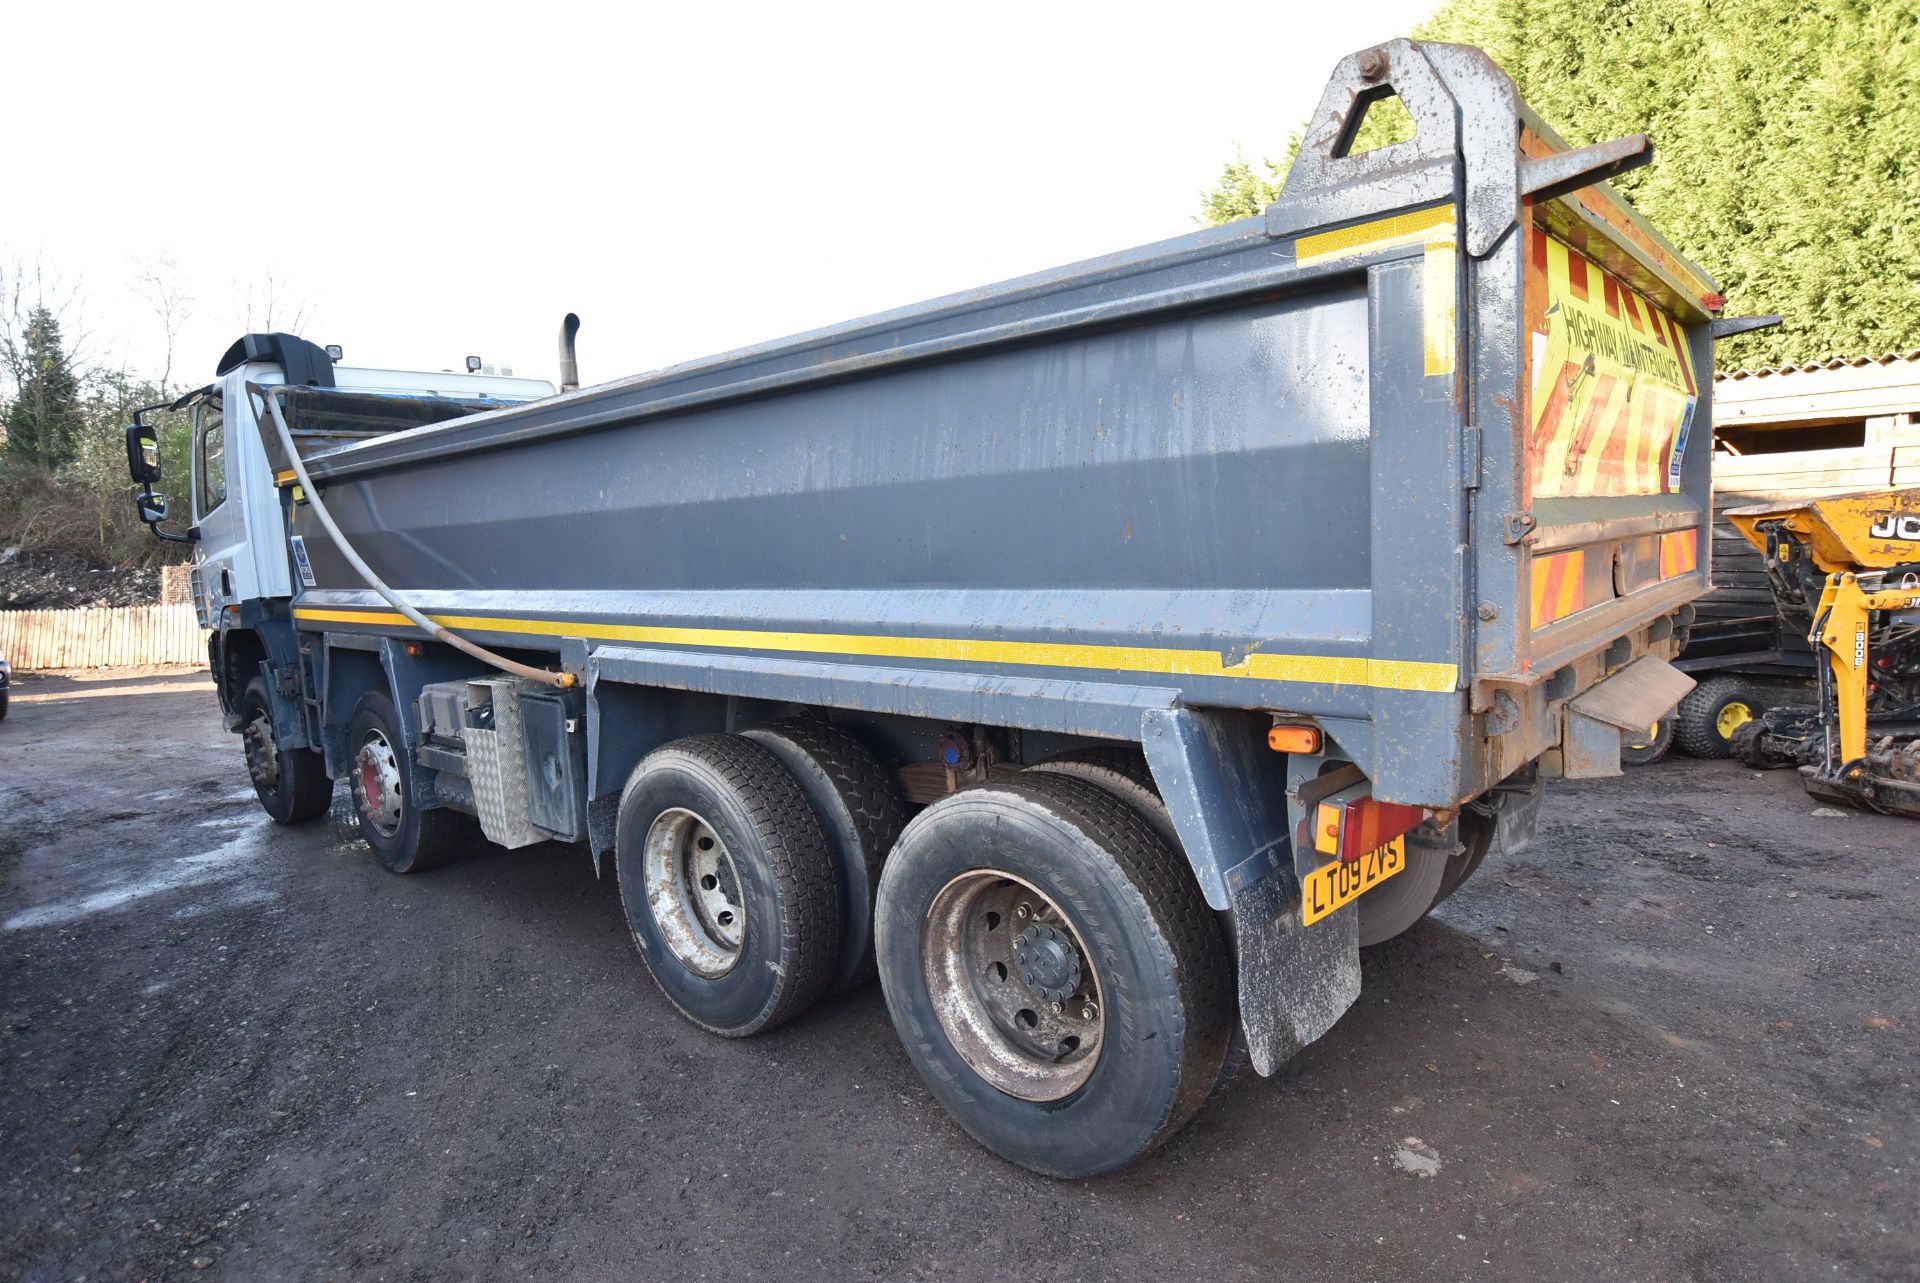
[0,604,207,669]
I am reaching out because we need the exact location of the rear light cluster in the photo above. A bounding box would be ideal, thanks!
[1314,795,1426,863]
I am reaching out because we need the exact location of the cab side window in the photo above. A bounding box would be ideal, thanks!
[195,407,227,519]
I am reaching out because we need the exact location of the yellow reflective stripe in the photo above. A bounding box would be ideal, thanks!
[291,607,1458,694]
[1421,224,1457,377]
[1294,204,1453,266]
[1294,205,1458,378]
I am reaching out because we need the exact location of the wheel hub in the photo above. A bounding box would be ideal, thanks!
[242,709,280,789]
[642,808,745,978]
[1717,701,1754,738]
[1014,922,1082,1003]
[922,870,1104,1102]
[352,729,404,837]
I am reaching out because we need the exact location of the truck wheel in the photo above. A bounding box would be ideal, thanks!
[348,690,468,873]
[874,773,1233,1178]
[742,719,906,993]
[1356,829,1452,947]
[1621,713,1675,766]
[1428,809,1496,912]
[615,735,840,1036]
[241,676,332,823]
[1025,746,1180,848]
[1674,676,1763,759]
[1025,746,1250,1100]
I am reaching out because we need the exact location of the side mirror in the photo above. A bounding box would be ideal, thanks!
[136,491,170,525]
[126,422,162,484]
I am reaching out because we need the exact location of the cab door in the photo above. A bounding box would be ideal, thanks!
[190,397,248,622]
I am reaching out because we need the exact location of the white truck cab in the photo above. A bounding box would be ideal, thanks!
[128,333,554,628]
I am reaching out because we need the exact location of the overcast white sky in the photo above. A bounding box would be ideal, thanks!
[4,0,1432,389]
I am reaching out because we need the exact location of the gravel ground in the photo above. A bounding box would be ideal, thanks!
[1,669,1913,1282]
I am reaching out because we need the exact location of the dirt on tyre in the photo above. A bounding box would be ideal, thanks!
[241,676,333,823]
[1674,676,1764,759]
[349,689,469,873]
[742,719,906,993]
[616,734,841,1037]
[874,772,1233,1178]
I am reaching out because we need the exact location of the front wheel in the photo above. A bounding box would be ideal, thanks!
[874,773,1233,1178]
[348,690,469,873]
[241,676,332,824]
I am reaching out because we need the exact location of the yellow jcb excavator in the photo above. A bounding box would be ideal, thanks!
[1725,487,1920,817]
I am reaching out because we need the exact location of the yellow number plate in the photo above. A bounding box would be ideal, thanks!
[1301,836,1406,926]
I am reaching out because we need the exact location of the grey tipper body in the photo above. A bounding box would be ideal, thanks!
[145,41,1735,1176]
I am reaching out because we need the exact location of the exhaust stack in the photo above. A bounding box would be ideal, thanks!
[558,313,581,392]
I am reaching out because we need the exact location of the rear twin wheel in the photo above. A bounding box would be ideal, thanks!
[874,773,1234,1178]
[615,734,843,1037]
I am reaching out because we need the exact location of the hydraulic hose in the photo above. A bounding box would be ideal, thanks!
[253,384,576,689]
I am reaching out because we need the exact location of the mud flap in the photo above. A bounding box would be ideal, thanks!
[1142,706,1362,1078]
[1230,871,1362,1075]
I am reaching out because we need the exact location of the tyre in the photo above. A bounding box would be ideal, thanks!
[1024,746,1181,849]
[0,689,8,721]
[1022,747,1251,1099]
[1621,713,1675,767]
[1428,808,1497,912]
[874,773,1233,1178]
[615,734,841,1036]
[348,689,468,873]
[241,676,333,823]
[1674,676,1764,759]
[741,719,906,993]
[1356,829,1452,947]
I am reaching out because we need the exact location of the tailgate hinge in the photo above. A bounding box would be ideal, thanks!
[1460,423,1481,489]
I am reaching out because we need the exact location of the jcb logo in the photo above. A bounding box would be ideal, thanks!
[1869,514,1920,541]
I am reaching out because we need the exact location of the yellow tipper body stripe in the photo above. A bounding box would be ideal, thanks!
[1294,205,1453,267]
[1294,205,1457,377]
[292,607,1458,694]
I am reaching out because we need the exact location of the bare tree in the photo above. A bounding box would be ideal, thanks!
[132,255,195,391]
[236,270,315,337]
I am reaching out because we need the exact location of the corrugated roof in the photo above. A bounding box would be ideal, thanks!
[1715,350,1920,382]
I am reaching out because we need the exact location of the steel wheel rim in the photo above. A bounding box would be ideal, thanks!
[643,807,745,978]
[242,707,281,791]
[1717,701,1754,738]
[922,870,1104,1102]
[352,727,404,838]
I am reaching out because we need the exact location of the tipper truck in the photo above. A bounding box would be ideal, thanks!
[126,41,1758,1177]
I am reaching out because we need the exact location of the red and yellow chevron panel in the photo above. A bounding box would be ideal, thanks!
[1524,228,1699,500]
[1659,530,1699,579]
[1530,549,1588,629]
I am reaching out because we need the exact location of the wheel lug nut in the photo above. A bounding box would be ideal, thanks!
[1050,1001,1063,1014]
[1081,1003,1097,1021]
[1015,904,1032,919]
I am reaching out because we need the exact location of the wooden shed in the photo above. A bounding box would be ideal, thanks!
[1693,351,1920,665]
